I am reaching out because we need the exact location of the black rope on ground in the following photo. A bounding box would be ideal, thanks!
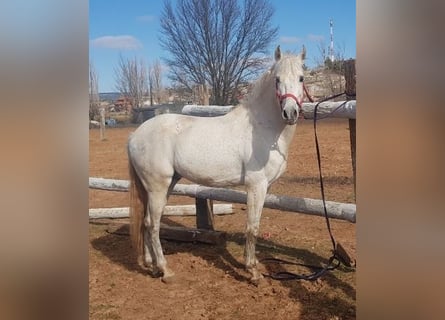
[262,91,356,281]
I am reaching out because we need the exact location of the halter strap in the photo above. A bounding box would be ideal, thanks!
[276,92,300,104]
[303,83,314,103]
[276,82,314,112]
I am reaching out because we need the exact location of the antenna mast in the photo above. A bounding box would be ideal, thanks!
[329,19,335,62]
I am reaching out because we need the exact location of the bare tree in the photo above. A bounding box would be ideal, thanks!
[314,39,327,68]
[335,41,346,61]
[160,0,278,105]
[89,62,100,121]
[315,40,347,96]
[114,54,149,109]
[149,60,163,104]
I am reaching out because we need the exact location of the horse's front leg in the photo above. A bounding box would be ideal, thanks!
[245,180,268,285]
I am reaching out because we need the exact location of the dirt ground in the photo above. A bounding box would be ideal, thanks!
[89,118,356,319]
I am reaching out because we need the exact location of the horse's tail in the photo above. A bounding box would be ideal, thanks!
[128,156,147,265]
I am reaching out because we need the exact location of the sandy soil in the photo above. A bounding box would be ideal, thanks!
[89,118,356,319]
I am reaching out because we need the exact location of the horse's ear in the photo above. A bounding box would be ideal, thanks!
[274,45,281,61]
[301,45,306,60]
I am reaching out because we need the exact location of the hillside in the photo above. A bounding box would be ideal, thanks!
[304,67,346,100]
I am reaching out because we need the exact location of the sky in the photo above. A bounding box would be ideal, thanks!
[90,0,356,93]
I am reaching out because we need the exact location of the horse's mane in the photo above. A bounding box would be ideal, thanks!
[238,53,303,110]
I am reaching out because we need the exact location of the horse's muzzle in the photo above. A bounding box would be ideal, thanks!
[282,106,299,125]
[285,118,298,125]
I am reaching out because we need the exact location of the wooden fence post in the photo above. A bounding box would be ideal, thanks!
[195,83,212,230]
[344,59,356,200]
[195,198,215,230]
[99,107,106,141]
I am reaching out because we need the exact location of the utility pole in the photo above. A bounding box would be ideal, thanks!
[329,19,335,62]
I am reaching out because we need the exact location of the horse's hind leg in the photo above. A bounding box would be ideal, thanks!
[142,214,158,276]
[147,188,175,282]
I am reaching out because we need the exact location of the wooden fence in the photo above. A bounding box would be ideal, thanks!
[89,177,356,223]
[182,100,355,119]
[89,61,356,242]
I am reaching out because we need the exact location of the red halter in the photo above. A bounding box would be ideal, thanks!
[276,82,314,112]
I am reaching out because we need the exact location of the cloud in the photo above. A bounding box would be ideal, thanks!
[137,15,156,23]
[307,34,325,42]
[90,35,142,50]
[279,36,301,44]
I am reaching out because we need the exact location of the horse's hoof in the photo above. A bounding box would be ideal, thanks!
[161,273,176,284]
[150,268,162,278]
[249,271,264,286]
[138,256,150,269]
[250,276,262,287]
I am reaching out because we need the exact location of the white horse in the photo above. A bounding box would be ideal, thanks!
[128,46,306,284]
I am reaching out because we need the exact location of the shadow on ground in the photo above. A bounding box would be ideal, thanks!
[90,219,355,319]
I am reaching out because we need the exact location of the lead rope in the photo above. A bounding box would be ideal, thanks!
[262,89,355,281]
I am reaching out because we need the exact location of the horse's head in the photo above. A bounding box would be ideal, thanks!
[272,45,306,125]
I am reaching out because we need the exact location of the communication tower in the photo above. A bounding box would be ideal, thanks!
[329,19,335,62]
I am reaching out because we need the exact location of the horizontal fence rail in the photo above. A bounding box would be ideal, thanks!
[89,204,233,219]
[89,177,356,223]
[181,105,236,117]
[300,101,356,119]
[182,101,356,119]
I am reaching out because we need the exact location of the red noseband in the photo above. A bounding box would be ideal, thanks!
[277,90,303,109]
[276,92,303,111]
[276,83,314,112]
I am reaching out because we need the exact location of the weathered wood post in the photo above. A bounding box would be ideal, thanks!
[99,107,106,141]
[344,59,356,199]
[195,83,214,230]
[195,198,215,230]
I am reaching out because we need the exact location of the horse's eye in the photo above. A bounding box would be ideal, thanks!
[299,76,304,82]
[275,77,280,84]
